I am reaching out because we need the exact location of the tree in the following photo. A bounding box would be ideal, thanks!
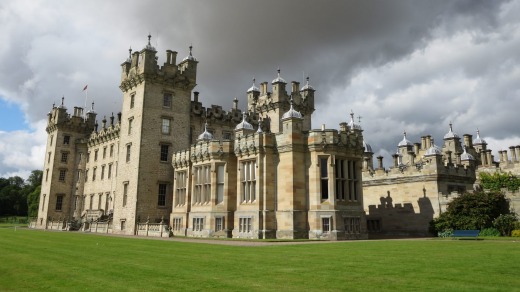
[432,190,512,233]
[493,214,518,236]
[27,185,41,218]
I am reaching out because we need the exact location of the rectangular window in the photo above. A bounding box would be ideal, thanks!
[121,220,126,231]
[320,157,329,200]
[89,194,94,210]
[92,167,97,181]
[175,171,187,206]
[215,217,224,232]
[130,93,135,109]
[105,193,110,212]
[239,217,252,233]
[194,165,211,204]
[110,144,114,157]
[42,194,46,211]
[193,217,204,232]
[55,195,64,211]
[98,194,102,210]
[77,170,81,181]
[335,159,347,200]
[85,169,89,182]
[128,118,133,135]
[103,147,107,159]
[63,135,70,145]
[217,165,225,204]
[45,169,49,182]
[367,219,381,232]
[61,152,68,163]
[173,218,182,231]
[160,144,169,162]
[94,149,98,161]
[163,93,172,108]
[126,144,131,162]
[348,161,358,201]
[161,118,171,135]
[50,135,53,146]
[344,217,361,234]
[108,164,112,179]
[59,169,66,182]
[322,217,331,233]
[86,152,90,163]
[241,160,256,202]
[123,183,128,207]
[101,165,105,180]
[158,183,167,207]
[222,131,232,140]
[48,152,52,163]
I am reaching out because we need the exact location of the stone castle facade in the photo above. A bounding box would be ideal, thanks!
[34,37,368,240]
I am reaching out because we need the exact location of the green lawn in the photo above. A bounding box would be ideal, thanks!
[0,228,519,291]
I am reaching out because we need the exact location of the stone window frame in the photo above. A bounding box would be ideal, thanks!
[109,144,114,157]
[58,169,67,182]
[334,158,347,201]
[240,159,256,203]
[175,171,187,206]
[63,134,70,145]
[173,217,182,231]
[159,143,170,162]
[239,217,252,233]
[347,160,359,201]
[55,194,64,211]
[193,164,211,204]
[163,92,173,108]
[41,194,46,211]
[215,216,224,232]
[161,116,172,135]
[101,165,106,180]
[216,164,225,204]
[128,117,134,135]
[319,156,330,201]
[94,149,99,161]
[103,147,107,159]
[192,217,204,232]
[107,163,112,179]
[130,92,135,109]
[157,182,168,207]
[321,216,332,234]
[343,216,361,234]
[122,181,129,207]
[60,151,69,163]
[126,143,132,162]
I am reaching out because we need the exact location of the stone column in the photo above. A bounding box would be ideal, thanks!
[510,146,517,162]
[486,150,493,166]
[480,150,487,166]
[392,154,399,168]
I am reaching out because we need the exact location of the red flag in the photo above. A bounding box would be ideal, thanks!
[83,85,88,91]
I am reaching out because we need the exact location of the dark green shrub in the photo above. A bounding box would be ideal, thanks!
[493,214,518,236]
[479,228,501,237]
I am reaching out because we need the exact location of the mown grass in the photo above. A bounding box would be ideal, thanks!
[0,228,519,291]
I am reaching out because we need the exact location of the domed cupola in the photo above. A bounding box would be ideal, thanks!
[281,97,303,120]
[474,129,487,145]
[272,68,286,84]
[398,131,412,147]
[348,111,362,131]
[183,45,197,62]
[197,122,214,141]
[144,34,157,52]
[363,139,373,153]
[247,78,260,93]
[443,123,459,139]
[425,139,442,156]
[300,76,315,91]
[460,145,475,161]
[235,111,254,131]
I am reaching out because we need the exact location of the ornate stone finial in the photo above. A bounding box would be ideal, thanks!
[61,96,64,106]
[403,130,407,138]
[189,45,193,57]
[306,76,310,84]
[350,110,355,121]
[91,101,95,111]
[449,122,453,131]
[148,34,152,46]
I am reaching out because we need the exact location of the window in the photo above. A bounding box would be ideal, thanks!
[94,149,98,161]
[123,183,128,207]
[320,157,329,200]
[335,159,346,200]
[322,217,331,233]
[45,169,49,182]
[175,171,187,206]
[193,217,204,231]
[87,152,90,163]
[126,144,131,162]
[59,169,66,182]
[130,93,135,109]
[85,169,89,182]
[121,220,126,231]
[103,147,107,159]
[161,118,171,135]
[63,135,70,145]
[98,193,102,209]
[55,195,64,211]
[222,131,232,140]
[48,152,52,163]
[194,165,211,204]
[61,152,68,163]
[110,144,114,157]
[50,135,53,146]
[241,160,256,202]
[348,161,358,201]
[215,217,224,232]
[345,217,361,234]
[108,164,112,179]
[89,194,94,210]
[163,93,172,108]
[367,219,381,232]
[42,194,46,211]
[173,218,182,231]
[217,165,225,204]
[101,165,105,180]
[128,118,133,135]
[239,217,252,233]
[158,184,167,207]
[92,167,97,181]
[160,144,169,162]
[105,193,110,213]
[77,170,81,181]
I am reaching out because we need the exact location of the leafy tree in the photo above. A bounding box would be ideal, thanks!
[27,185,41,218]
[432,190,512,233]
[0,170,43,217]
[479,172,520,192]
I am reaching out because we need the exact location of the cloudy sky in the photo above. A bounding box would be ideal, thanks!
[1,0,519,178]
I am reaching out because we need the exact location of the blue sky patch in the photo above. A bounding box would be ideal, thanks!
[0,98,29,131]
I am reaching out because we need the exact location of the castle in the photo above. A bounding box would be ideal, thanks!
[33,37,520,239]
[34,36,368,240]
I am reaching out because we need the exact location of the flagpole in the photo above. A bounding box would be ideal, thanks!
[83,85,88,118]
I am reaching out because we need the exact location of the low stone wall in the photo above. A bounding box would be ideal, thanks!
[136,222,170,238]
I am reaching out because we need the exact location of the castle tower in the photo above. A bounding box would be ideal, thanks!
[37,98,95,228]
[275,98,307,239]
[113,36,197,234]
[442,123,462,163]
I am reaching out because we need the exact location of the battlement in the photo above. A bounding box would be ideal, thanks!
[120,37,197,93]
[307,124,364,153]
[46,101,96,134]
[87,113,121,147]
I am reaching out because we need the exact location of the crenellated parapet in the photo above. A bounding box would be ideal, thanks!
[307,126,364,155]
